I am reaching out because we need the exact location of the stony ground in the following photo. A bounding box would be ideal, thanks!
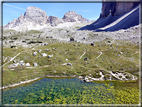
[2,23,140,87]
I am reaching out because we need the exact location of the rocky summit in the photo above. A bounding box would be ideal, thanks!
[24,6,48,25]
[62,11,87,23]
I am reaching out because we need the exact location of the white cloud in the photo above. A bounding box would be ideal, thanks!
[3,3,26,11]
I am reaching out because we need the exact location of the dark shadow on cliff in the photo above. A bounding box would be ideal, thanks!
[79,5,139,32]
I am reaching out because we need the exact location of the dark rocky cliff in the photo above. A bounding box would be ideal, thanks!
[79,1,140,31]
[100,2,139,18]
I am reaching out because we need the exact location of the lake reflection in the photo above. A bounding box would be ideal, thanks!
[3,78,115,104]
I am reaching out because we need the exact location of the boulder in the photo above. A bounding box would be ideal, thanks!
[33,52,37,56]
[52,48,56,51]
[84,58,89,61]
[83,37,86,40]
[41,53,47,57]
[48,54,53,58]
[70,37,74,42]
[25,63,30,66]
[84,77,90,82]
[67,63,72,66]
[91,43,94,46]
[19,60,24,66]
[13,60,16,63]
[45,49,49,51]
[38,50,41,53]
[42,42,48,46]
[12,63,19,67]
[33,63,38,67]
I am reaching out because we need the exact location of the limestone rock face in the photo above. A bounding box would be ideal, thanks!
[114,3,134,15]
[62,11,87,23]
[24,6,48,25]
[46,16,63,26]
[100,1,139,18]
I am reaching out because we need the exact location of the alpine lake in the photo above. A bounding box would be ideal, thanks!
[2,77,139,105]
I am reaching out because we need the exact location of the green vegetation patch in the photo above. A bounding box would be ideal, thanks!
[27,30,43,34]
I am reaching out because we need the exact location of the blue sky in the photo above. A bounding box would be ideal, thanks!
[3,3,102,25]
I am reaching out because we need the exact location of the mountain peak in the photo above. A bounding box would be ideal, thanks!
[68,10,76,13]
[24,6,48,25]
[27,6,40,10]
[62,10,87,23]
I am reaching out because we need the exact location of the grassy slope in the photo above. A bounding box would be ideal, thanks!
[3,39,140,86]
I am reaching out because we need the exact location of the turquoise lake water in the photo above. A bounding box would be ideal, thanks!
[3,78,115,104]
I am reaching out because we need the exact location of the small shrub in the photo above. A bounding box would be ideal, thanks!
[107,41,111,43]
[27,41,42,44]
[9,41,14,43]
[11,46,16,48]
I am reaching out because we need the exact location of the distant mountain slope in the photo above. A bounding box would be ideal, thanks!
[4,6,48,30]
[4,6,90,31]
[79,2,140,32]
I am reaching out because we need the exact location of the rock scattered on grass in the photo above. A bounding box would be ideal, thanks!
[45,49,49,51]
[11,63,19,67]
[67,63,72,66]
[42,42,48,46]
[33,52,37,56]
[38,50,41,53]
[19,60,25,66]
[84,58,89,61]
[48,54,53,58]
[13,60,16,63]
[25,63,30,66]
[41,53,47,57]
[70,37,74,41]
[33,63,38,67]
[91,43,94,46]
[52,48,56,51]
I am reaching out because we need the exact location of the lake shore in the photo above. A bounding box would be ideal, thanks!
[0,77,41,90]
[1,74,139,90]
[1,75,78,90]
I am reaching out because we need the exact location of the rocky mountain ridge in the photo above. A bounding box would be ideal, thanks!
[4,6,89,31]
